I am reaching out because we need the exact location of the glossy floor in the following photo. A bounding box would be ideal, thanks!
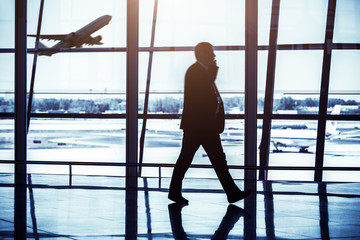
[0,173,360,239]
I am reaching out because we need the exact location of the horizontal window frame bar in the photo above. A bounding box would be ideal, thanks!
[1,112,360,120]
[0,48,14,53]
[1,160,360,171]
[1,43,360,54]
[1,91,360,95]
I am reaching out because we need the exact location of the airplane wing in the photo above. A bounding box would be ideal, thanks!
[331,130,360,141]
[27,34,67,41]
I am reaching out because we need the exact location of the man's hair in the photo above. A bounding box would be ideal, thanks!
[194,42,213,60]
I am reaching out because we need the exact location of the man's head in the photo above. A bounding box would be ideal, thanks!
[195,42,216,67]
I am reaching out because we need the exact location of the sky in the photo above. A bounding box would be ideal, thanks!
[0,0,359,100]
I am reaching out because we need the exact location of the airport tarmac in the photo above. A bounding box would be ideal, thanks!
[1,119,359,182]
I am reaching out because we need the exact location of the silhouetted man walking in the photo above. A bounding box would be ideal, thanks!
[168,42,251,205]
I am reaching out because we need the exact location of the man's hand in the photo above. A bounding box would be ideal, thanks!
[208,64,219,83]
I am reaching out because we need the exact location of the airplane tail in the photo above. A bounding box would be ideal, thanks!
[37,41,48,49]
[37,42,53,56]
[326,105,341,136]
[330,105,341,115]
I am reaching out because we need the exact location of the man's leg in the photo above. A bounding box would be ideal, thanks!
[169,131,200,204]
[202,131,251,203]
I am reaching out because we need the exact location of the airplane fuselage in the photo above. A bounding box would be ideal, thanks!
[31,15,112,54]
[70,15,112,47]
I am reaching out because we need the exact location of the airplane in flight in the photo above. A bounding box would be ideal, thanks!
[28,15,112,56]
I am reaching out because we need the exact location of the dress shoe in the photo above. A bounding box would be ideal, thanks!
[227,190,251,203]
[168,193,189,205]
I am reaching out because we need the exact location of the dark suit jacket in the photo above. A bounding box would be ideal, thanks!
[180,62,225,133]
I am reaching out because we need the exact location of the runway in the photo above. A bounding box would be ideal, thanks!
[0,119,359,182]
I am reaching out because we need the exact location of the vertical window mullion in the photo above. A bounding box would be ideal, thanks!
[315,0,336,182]
[259,0,280,180]
[244,0,258,238]
[14,0,27,238]
[126,0,139,238]
[27,0,45,133]
[139,0,159,176]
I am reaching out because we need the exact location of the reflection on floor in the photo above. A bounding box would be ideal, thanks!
[0,173,360,239]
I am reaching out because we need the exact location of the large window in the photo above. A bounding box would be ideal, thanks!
[0,0,359,182]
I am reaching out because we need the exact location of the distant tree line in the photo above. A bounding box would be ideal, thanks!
[145,96,183,113]
[273,97,359,111]
[0,98,14,112]
[0,96,359,114]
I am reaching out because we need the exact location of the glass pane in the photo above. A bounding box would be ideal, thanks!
[27,118,126,175]
[155,0,245,46]
[222,119,245,181]
[324,120,360,182]
[27,0,126,49]
[333,0,360,43]
[27,0,41,44]
[329,50,360,106]
[275,51,323,94]
[258,50,268,114]
[216,51,245,92]
[139,0,155,47]
[27,53,126,94]
[258,0,272,46]
[268,120,318,181]
[273,50,323,114]
[0,0,14,48]
[0,54,13,163]
[0,54,14,94]
[278,0,328,44]
[144,52,193,92]
[0,119,14,164]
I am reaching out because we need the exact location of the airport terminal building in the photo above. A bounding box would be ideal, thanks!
[1,0,360,239]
